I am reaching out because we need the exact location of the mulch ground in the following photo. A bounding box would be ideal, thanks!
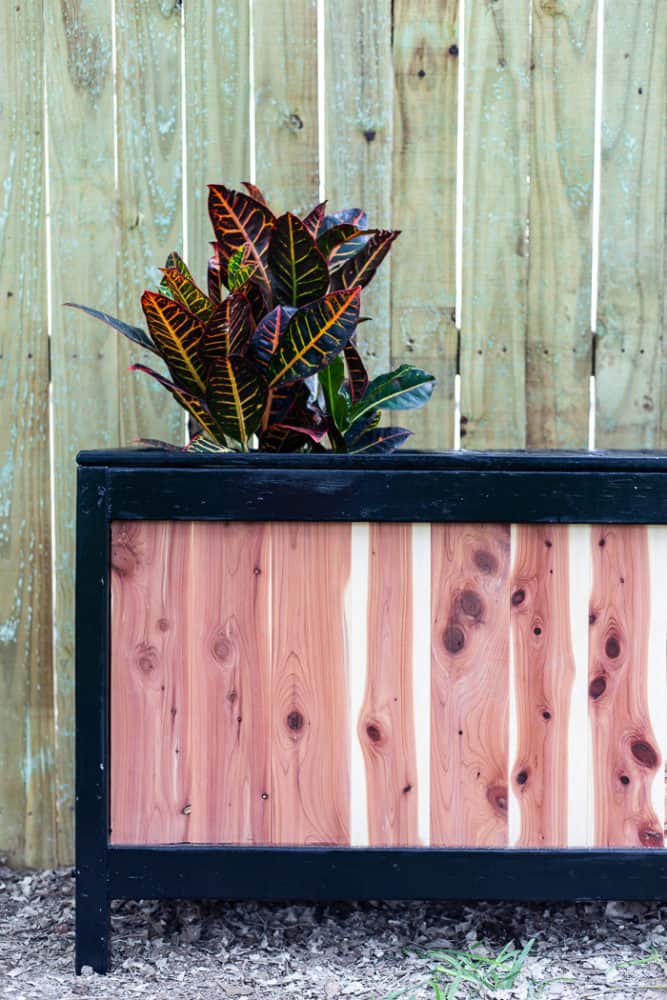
[2,864,667,998]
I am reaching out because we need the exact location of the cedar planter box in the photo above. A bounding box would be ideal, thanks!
[76,449,667,972]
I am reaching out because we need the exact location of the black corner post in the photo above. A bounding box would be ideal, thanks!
[75,466,111,973]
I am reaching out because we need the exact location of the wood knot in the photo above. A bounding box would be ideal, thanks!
[511,589,525,606]
[135,643,158,674]
[366,723,382,743]
[487,784,508,814]
[619,774,630,786]
[589,674,606,699]
[213,636,232,662]
[111,543,136,577]
[157,618,169,632]
[402,784,413,794]
[473,549,498,574]
[605,635,620,659]
[227,689,238,704]
[181,804,192,815]
[516,770,528,786]
[542,710,551,721]
[287,710,304,732]
[448,44,459,56]
[443,624,465,654]
[589,611,597,625]
[363,128,376,142]
[631,740,658,769]
[287,112,303,131]
[639,826,663,848]
[459,589,483,619]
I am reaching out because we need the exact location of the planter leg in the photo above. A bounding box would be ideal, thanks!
[75,875,109,974]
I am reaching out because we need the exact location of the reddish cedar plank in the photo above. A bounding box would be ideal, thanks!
[110,521,191,844]
[511,525,576,846]
[430,525,511,846]
[188,523,271,844]
[360,524,418,845]
[270,523,351,844]
[589,526,663,847]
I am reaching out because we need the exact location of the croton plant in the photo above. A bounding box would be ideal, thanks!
[69,183,435,453]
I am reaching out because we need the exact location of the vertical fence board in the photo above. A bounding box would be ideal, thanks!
[184,1,250,287]
[391,0,459,448]
[270,523,350,845]
[510,525,576,846]
[589,526,663,847]
[324,1,393,374]
[430,524,510,846]
[526,1,597,448]
[0,1,56,868]
[596,1,667,447]
[189,523,271,845]
[115,0,184,446]
[360,525,419,845]
[459,0,531,449]
[253,0,319,216]
[47,0,118,865]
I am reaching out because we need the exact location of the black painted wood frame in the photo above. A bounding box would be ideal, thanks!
[75,450,667,973]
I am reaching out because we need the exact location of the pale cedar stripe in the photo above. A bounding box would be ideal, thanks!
[269,289,360,384]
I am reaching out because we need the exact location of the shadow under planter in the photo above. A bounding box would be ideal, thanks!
[75,449,667,973]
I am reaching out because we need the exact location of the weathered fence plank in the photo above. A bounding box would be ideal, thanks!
[325,1,393,375]
[526,0,597,447]
[0,0,56,869]
[47,0,119,864]
[185,1,250,287]
[459,0,531,449]
[596,0,667,447]
[391,0,459,449]
[115,0,185,446]
[253,0,319,217]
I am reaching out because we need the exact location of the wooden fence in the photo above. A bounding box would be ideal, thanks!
[0,0,665,867]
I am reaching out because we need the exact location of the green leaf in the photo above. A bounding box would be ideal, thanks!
[159,267,214,321]
[319,355,349,433]
[130,364,224,443]
[267,286,361,386]
[206,355,268,447]
[208,184,275,293]
[268,212,329,307]
[348,365,435,424]
[227,245,257,291]
[141,290,207,395]
[64,302,158,355]
[335,229,399,290]
[343,342,368,403]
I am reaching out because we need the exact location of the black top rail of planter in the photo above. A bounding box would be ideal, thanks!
[76,448,667,524]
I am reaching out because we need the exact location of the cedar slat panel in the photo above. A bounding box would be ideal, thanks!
[510,525,577,846]
[525,0,597,448]
[459,0,530,449]
[430,524,511,846]
[588,525,663,847]
[110,522,191,844]
[189,523,271,844]
[391,0,459,448]
[596,1,667,448]
[360,524,419,845]
[270,523,351,845]
[0,0,56,867]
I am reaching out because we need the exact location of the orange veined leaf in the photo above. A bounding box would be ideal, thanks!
[202,291,252,364]
[159,267,215,322]
[140,290,207,396]
[208,184,275,294]
[266,286,361,387]
[130,364,225,444]
[206,356,268,447]
[335,229,400,290]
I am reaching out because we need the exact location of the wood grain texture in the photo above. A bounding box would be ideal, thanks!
[189,523,270,844]
[430,525,511,846]
[596,0,667,448]
[253,0,319,216]
[110,521,191,844]
[459,0,530,449]
[588,526,663,847]
[526,0,597,447]
[391,0,458,448]
[270,523,351,845]
[46,0,119,865]
[347,524,370,846]
[185,0,250,287]
[115,0,184,445]
[360,524,419,845]
[324,0,392,374]
[0,0,56,868]
[510,525,577,847]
